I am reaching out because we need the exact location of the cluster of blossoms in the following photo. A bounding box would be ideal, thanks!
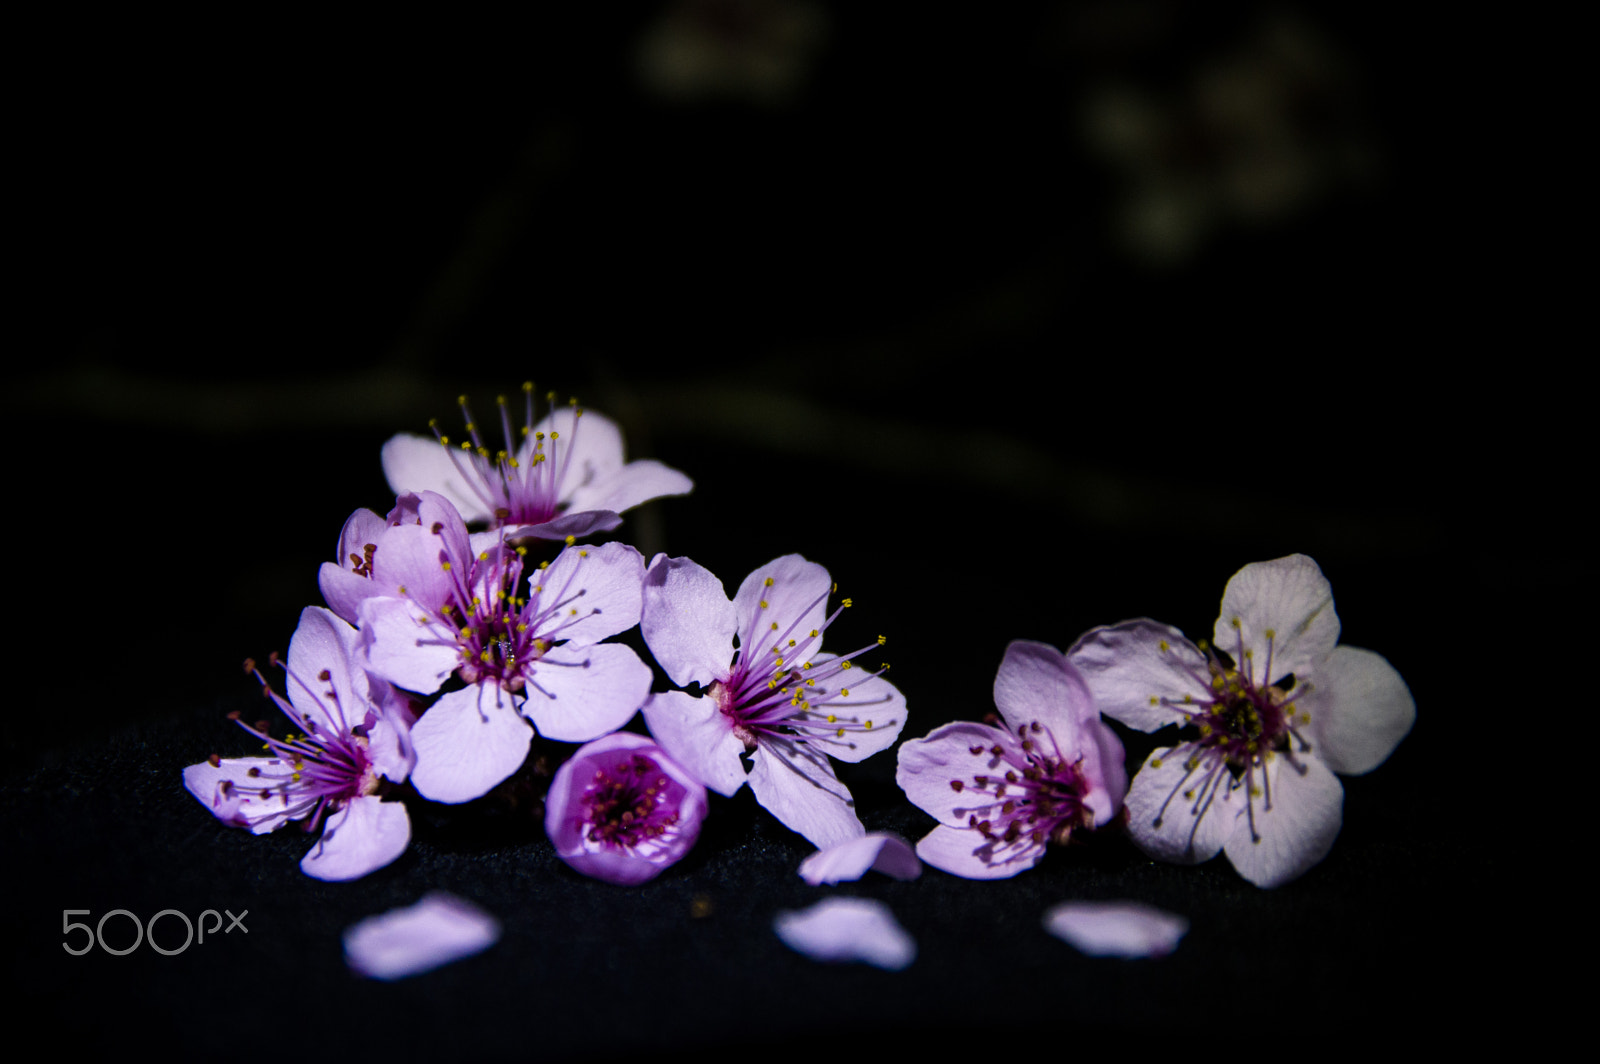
[187,384,1415,974]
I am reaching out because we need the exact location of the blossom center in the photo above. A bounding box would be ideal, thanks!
[582,754,683,850]
[429,383,585,529]
[950,717,1094,848]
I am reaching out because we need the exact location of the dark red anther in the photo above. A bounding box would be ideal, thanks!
[431,522,444,534]
[969,745,985,755]
[318,669,332,682]
[242,657,256,674]
[255,720,271,734]
[226,710,241,721]
[207,754,221,767]
[950,780,964,792]
[990,744,1003,756]
[247,767,261,777]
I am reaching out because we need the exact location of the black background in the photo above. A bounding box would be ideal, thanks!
[7,2,1551,1056]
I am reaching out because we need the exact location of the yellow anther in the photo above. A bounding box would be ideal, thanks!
[805,679,814,687]
[864,721,873,730]
[1182,694,1193,704]
[1150,757,1164,768]
[837,728,845,738]
[1264,628,1277,639]
[441,561,452,571]
[840,689,849,697]
[516,546,527,556]
[760,600,769,609]
[810,630,819,638]
[1149,696,1158,706]
[803,662,812,670]
[292,772,302,782]
[768,679,778,690]
[1230,617,1241,629]
[1186,758,1200,771]
[827,714,837,724]
[579,550,588,558]
[1250,787,1262,798]
[842,598,853,608]
[533,639,548,651]
[516,623,527,632]
[399,585,408,595]
[460,627,473,638]
[551,431,559,440]
[497,394,507,404]
[522,381,534,393]
[460,441,472,451]
[536,432,545,440]
[538,561,549,570]
[1183,789,1195,800]
[457,394,468,405]
[788,639,796,647]
[479,551,490,561]
[569,608,578,616]
[839,661,850,670]
[877,635,886,645]
[565,535,576,546]
[764,577,774,587]
[438,435,451,446]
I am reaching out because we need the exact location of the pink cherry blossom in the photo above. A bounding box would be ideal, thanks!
[183,607,416,881]
[896,640,1126,880]
[639,554,906,849]
[380,384,692,540]
[544,731,708,885]
[1068,554,1415,888]
[356,491,652,804]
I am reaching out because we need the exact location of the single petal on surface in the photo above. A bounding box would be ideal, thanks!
[802,655,906,763]
[1214,554,1340,682]
[773,897,915,971]
[520,642,650,742]
[748,739,865,849]
[300,796,411,881]
[1067,620,1208,733]
[914,822,1045,880]
[896,721,1011,826]
[358,596,459,695]
[731,555,832,659]
[1302,645,1415,775]
[641,555,738,688]
[1124,748,1237,865]
[381,434,493,523]
[641,689,748,797]
[182,758,295,834]
[1043,901,1188,958]
[531,542,645,647]
[1222,753,1343,889]
[409,686,533,803]
[799,833,921,885]
[345,893,501,981]
[564,459,693,516]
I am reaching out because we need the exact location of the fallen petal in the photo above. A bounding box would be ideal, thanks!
[1043,900,1188,958]
[344,893,501,980]
[773,897,915,970]
[798,832,921,885]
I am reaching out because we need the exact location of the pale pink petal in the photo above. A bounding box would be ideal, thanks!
[640,555,738,688]
[519,642,651,742]
[914,822,1045,880]
[773,897,915,971]
[993,639,1095,736]
[285,607,368,735]
[731,555,832,658]
[409,686,533,803]
[344,893,500,981]
[747,739,865,849]
[526,406,626,494]
[319,562,379,627]
[1077,715,1128,828]
[1222,754,1343,888]
[895,721,1009,827]
[641,689,748,797]
[509,508,624,543]
[381,433,493,522]
[300,795,411,881]
[358,596,459,695]
[530,542,644,647]
[798,833,921,885]
[1302,645,1415,775]
[363,682,418,782]
[182,757,296,834]
[1044,901,1188,958]
[1067,620,1208,732]
[802,655,906,764]
[1214,554,1341,683]
[1124,748,1238,866]
[564,459,693,516]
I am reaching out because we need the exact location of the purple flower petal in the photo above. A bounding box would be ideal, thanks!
[409,686,534,803]
[1043,900,1188,958]
[519,642,652,743]
[1067,620,1208,733]
[798,833,921,885]
[641,689,748,797]
[641,554,739,689]
[1220,753,1343,889]
[344,893,500,980]
[300,795,410,882]
[747,740,864,849]
[774,897,915,970]
[1303,645,1415,775]
[1214,553,1340,681]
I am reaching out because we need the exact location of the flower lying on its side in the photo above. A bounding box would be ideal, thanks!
[798,832,921,886]
[774,897,916,971]
[344,893,500,980]
[545,732,708,885]
[896,640,1126,880]
[1043,900,1188,958]
[183,607,416,881]
[1068,554,1415,888]
[356,491,652,803]
[639,554,906,849]
[381,384,692,540]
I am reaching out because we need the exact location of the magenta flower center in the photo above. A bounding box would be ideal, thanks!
[430,384,585,528]
[950,718,1094,847]
[582,754,684,849]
